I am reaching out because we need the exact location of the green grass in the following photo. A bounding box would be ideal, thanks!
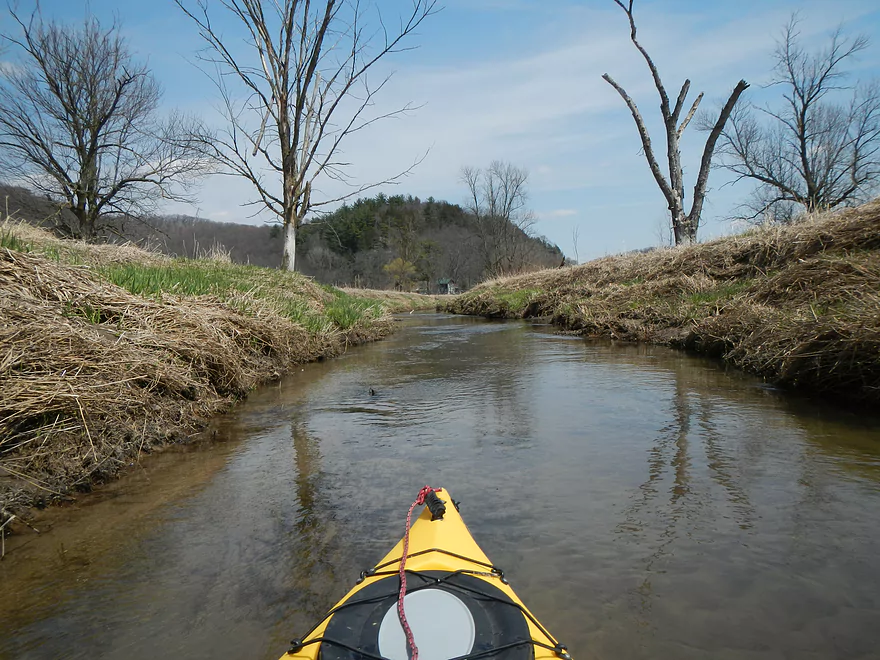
[100,261,257,297]
[98,259,385,333]
[0,228,31,252]
[324,291,383,330]
[495,287,541,314]
[62,301,104,324]
[2,225,390,336]
[42,244,86,265]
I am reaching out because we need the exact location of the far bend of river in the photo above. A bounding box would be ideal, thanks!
[2,314,880,660]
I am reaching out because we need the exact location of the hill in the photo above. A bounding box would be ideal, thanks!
[297,194,564,290]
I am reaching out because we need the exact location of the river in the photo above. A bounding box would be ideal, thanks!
[2,313,879,659]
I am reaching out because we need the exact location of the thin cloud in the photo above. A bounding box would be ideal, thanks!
[41,0,878,259]
[542,209,577,218]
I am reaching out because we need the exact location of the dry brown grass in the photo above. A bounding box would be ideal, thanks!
[0,227,394,516]
[340,287,445,312]
[1,217,169,266]
[448,200,880,404]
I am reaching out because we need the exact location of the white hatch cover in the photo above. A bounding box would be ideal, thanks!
[377,588,476,660]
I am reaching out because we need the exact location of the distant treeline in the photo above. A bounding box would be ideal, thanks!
[0,183,282,267]
[1,185,563,291]
[298,194,563,290]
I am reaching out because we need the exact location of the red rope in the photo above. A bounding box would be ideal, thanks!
[398,485,440,660]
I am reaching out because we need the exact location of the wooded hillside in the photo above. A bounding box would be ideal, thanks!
[298,194,563,290]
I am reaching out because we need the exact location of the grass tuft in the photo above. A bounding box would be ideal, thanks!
[325,291,383,330]
[1,227,31,253]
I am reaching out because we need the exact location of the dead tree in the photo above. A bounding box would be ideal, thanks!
[715,17,880,222]
[0,11,208,241]
[462,161,535,277]
[177,0,436,271]
[603,0,748,245]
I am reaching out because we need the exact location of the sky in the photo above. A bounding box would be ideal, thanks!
[2,0,880,261]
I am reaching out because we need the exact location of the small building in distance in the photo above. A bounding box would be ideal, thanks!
[437,278,460,295]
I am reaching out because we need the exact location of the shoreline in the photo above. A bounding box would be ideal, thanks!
[446,201,880,407]
[4,198,879,528]
[0,223,437,523]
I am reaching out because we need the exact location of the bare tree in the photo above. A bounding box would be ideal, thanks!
[462,161,536,277]
[0,11,208,241]
[603,0,748,245]
[715,17,880,222]
[571,225,581,264]
[654,214,674,247]
[176,0,436,271]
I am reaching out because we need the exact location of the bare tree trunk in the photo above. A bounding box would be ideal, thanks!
[282,220,297,271]
[604,0,748,246]
[671,208,690,245]
[178,0,435,271]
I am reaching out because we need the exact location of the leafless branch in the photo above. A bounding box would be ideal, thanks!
[0,9,211,240]
[177,0,438,270]
[604,0,747,244]
[714,15,880,222]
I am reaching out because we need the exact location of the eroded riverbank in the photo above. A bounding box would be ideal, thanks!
[448,201,880,406]
[1,314,879,660]
[0,223,438,517]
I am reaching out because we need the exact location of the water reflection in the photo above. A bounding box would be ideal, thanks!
[287,413,341,627]
[1,315,879,660]
[698,400,756,531]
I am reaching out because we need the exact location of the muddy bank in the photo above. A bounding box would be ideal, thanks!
[448,201,880,406]
[0,225,408,518]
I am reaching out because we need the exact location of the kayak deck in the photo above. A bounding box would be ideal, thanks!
[283,488,569,660]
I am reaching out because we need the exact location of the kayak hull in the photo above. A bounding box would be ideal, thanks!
[283,488,567,660]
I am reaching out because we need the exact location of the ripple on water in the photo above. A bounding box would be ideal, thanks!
[2,315,880,660]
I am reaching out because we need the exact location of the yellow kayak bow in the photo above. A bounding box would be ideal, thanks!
[282,487,570,660]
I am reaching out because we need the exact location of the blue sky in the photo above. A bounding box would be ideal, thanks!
[3,0,880,260]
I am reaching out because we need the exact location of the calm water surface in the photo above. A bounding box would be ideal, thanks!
[2,314,880,659]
